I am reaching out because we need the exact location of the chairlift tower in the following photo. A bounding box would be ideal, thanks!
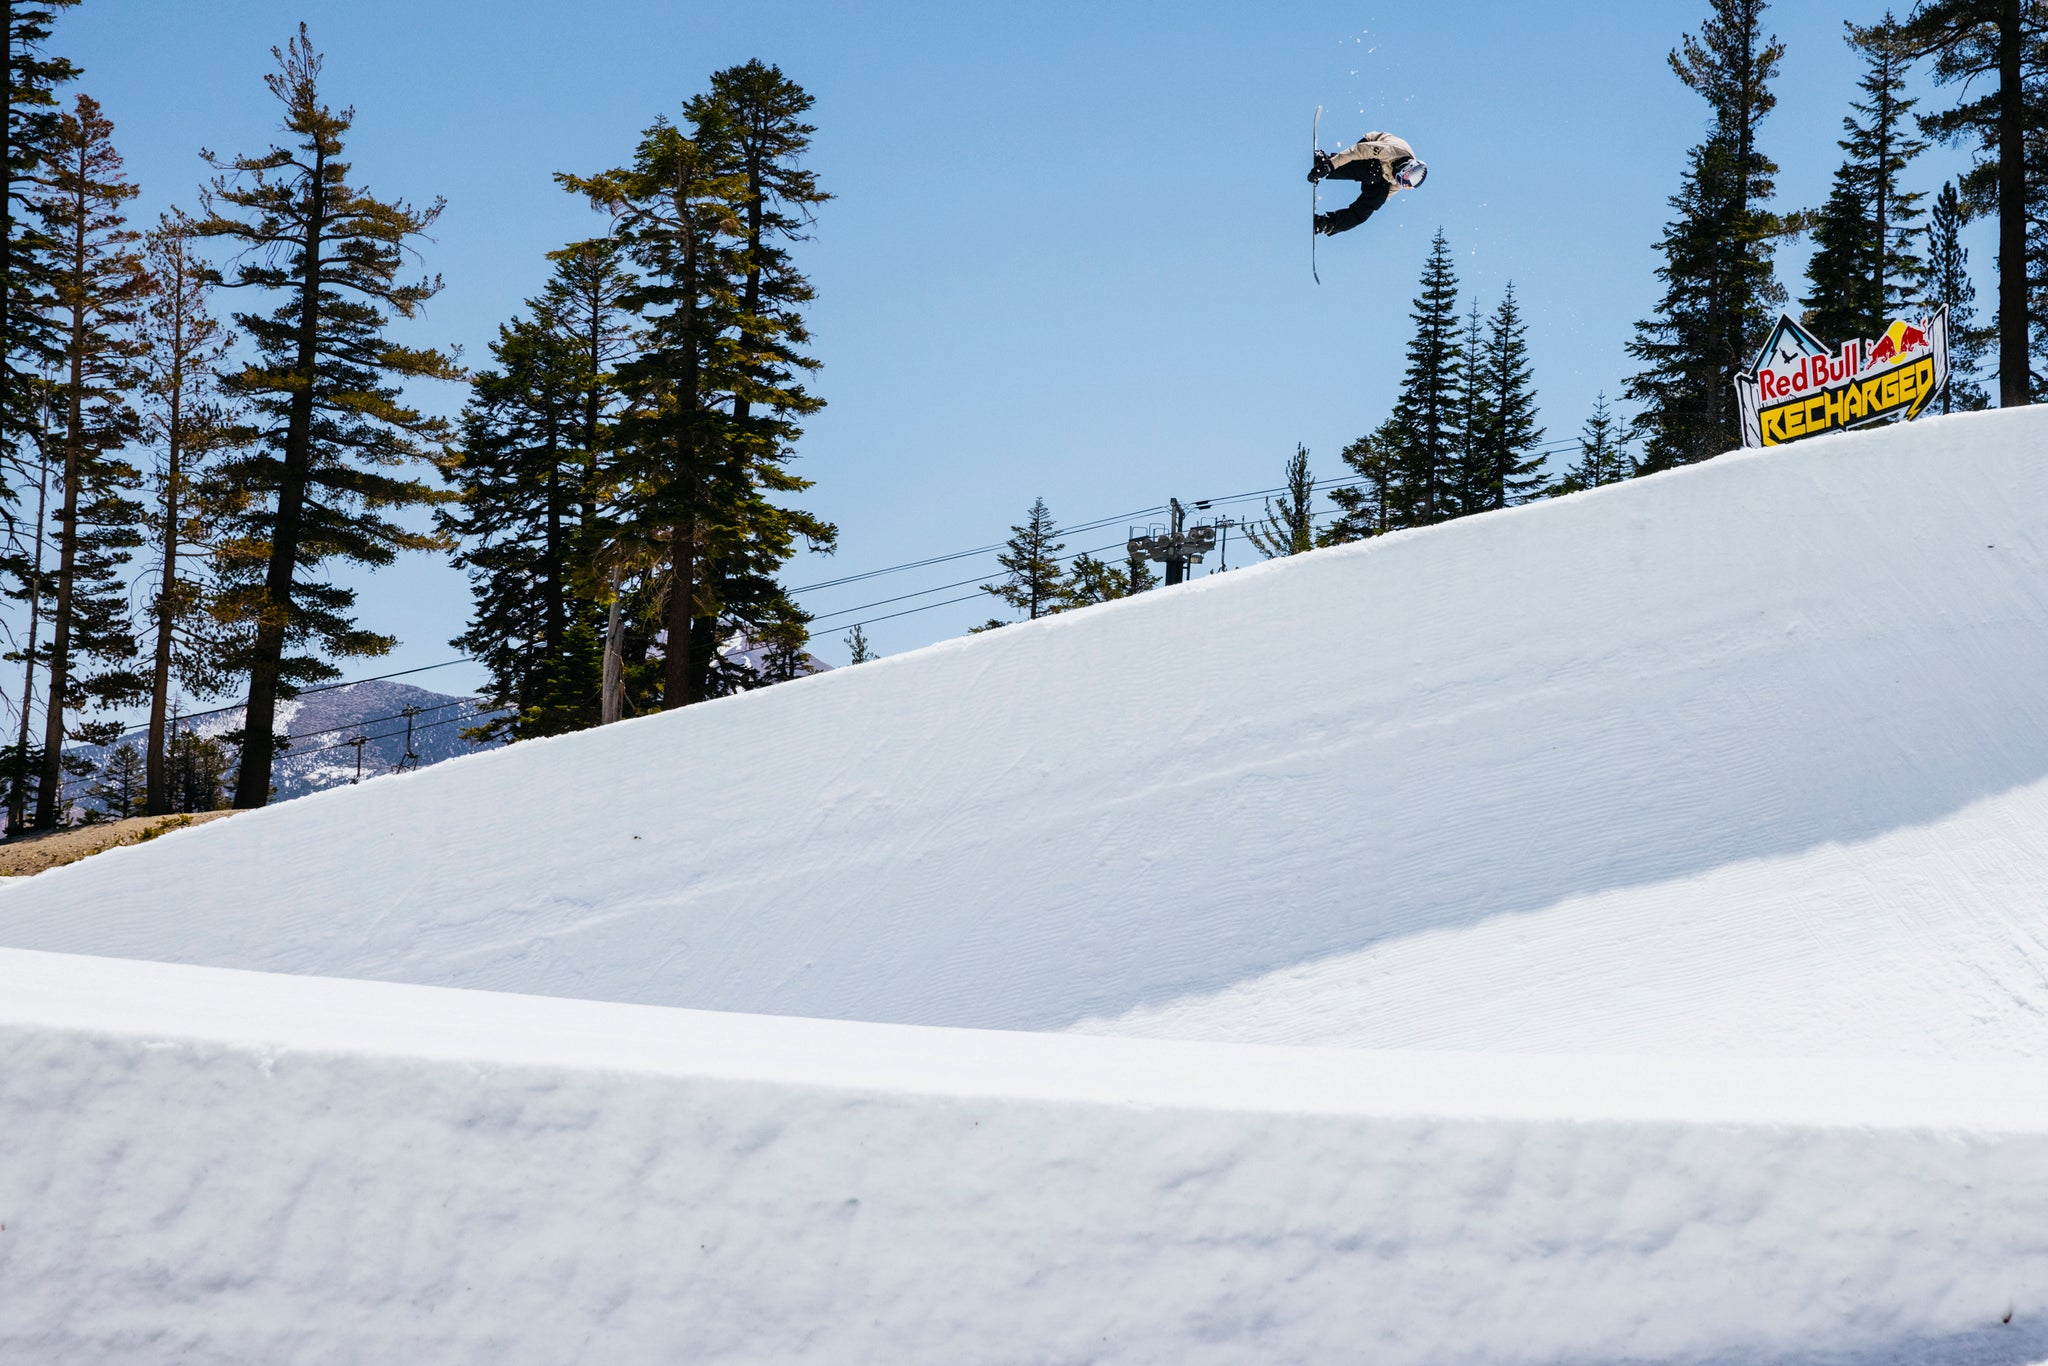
[1127,496,1219,586]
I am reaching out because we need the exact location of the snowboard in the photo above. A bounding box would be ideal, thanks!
[1312,105,1323,284]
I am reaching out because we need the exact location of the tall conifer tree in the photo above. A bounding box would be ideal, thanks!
[1924,179,1991,410]
[1,0,77,520]
[1477,283,1547,508]
[1897,0,2047,405]
[1244,445,1318,558]
[689,62,834,701]
[1389,229,1464,526]
[1448,300,1493,518]
[136,215,237,814]
[192,27,459,808]
[1627,0,1787,470]
[1803,16,1928,343]
[982,496,1065,621]
[563,117,738,709]
[33,92,145,829]
[1556,393,1635,493]
[1323,420,1400,544]
[539,237,634,524]
[445,285,610,741]
[2,382,51,826]
[564,70,834,710]
[1,0,76,821]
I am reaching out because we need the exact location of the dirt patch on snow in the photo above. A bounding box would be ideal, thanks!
[0,811,239,878]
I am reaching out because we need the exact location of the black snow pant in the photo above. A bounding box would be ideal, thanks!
[1320,163,1391,235]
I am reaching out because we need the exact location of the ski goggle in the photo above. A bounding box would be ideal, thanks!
[1394,159,1428,190]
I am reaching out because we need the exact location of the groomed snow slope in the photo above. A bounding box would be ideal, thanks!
[7,410,2048,1057]
[6,945,2047,1366]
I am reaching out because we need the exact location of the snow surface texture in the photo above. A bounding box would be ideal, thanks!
[7,409,2048,1059]
[4,946,2046,1366]
[9,412,2048,1363]
[12,409,2048,1056]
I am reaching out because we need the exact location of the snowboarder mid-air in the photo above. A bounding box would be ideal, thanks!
[1308,131,1428,236]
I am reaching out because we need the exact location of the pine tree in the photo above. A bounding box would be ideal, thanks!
[1556,393,1635,493]
[755,631,814,683]
[1388,229,1464,526]
[1,0,78,524]
[32,92,146,831]
[1851,15,1930,316]
[1125,548,1158,593]
[1243,444,1317,558]
[1897,0,2047,405]
[563,118,739,709]
[2,381,52,828]
[1803,16,1928,344]
[1322,420,1401,544]
[136,215,238,814]
[1924,180,1991,411]
[165,721,229,812]
[1477,283,1547,508]
[1064,551,1155,606]
[1447,300,1494,518]
[86,738,142,818]
[686,61,835,702]
[1627,0,1788,470]
[566,69,836,712]
[982,496,1065,620]
[842,622,872,663]
[1626,141,1737,470]
[444,290,605,741]
[534,239,634,722]
[191,27,459,808]
[0,3,77,829]
[1803,175,1881,344]
[538,237,635,523]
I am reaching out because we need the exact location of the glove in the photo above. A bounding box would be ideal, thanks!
[1307,150,1333,183]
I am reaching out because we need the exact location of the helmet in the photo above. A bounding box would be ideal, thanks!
[1394,158,1428,190]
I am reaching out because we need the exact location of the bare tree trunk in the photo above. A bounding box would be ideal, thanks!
[8,417,50,831]
[34,169,88,830]
[663,526,695,708]
[145,389,181,814]
[600,568,625,725]
[33,370,80,828]
[233,146,325,808]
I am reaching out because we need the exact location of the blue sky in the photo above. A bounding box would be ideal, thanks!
[67,1,1989,693]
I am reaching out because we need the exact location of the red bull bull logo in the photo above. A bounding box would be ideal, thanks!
[1736,308,1950,448]
[1862,320,1930,373]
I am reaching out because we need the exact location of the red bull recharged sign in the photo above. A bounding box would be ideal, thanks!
[1736,308,1949,448]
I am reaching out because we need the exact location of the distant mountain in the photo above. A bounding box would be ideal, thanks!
[64,680,508,815]
[261,680,509,799]
[60,642,826,819]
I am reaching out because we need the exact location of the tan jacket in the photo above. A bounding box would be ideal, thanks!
[1328,132,1415,181]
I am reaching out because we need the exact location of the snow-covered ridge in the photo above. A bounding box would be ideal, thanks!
[9,410,2048,1362]
[4,946,2045,1365]
[6,408,2048,1060]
